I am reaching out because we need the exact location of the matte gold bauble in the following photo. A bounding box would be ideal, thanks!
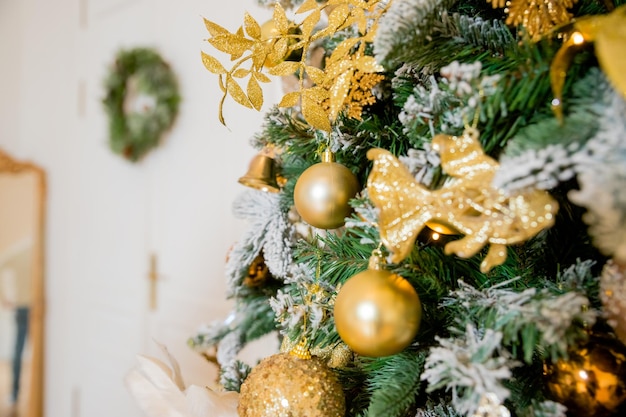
[260,19,303,68]
[333,252,421,357]
[294,150,360,230]
[238,352,345,417]
[544,334,626,417]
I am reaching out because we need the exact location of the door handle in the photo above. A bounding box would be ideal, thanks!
[148,253,159,311]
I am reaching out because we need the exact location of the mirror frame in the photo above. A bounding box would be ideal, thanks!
[0,148,45,417]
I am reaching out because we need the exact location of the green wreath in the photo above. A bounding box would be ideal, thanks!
[103,48,180,162]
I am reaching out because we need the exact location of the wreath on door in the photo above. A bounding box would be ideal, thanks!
[102,48,181,162]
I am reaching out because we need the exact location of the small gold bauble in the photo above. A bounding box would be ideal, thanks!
[333,257,421,357]
[294,151,360,230]
[260,20,303,68]
[544,334,626,417]
[238,352,345,417]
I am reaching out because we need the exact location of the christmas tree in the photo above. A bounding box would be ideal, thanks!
[189,0,626,416]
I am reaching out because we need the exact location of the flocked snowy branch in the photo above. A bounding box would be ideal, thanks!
[421,325,517,416]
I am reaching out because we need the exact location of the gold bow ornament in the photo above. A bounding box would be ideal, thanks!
[366,128,558,273]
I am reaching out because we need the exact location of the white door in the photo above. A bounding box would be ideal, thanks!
[71,0,277,416]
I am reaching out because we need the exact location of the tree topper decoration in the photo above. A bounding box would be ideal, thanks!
[367,128,558,273]
[201,0,388,132]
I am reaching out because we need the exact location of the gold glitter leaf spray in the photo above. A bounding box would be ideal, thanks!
[201,0,389,130]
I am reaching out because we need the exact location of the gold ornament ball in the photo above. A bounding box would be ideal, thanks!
[294,154,360,230]
[544,334,626,417]
[238,352,345,417]
[260,20,303,67]
[333,268,421,357]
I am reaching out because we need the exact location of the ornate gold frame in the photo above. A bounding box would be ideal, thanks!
[0,149,45,417]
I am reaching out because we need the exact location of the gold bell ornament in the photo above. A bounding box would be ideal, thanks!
[333,249,422,357]
[544,332,626,417]
[238,151,281,193]
[293,149,360,230]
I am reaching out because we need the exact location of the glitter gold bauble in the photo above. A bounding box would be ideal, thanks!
[544,334,626,417]
[294,150,360,230]
[333,251,421,357]
[238,352,345,417]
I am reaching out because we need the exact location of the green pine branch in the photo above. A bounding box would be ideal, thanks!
[364,352,426,417]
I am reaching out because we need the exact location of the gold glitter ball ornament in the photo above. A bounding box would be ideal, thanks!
[238,352,346,417]
[544,334,626,417]
[294,150,360,230]
[333,251,421,357]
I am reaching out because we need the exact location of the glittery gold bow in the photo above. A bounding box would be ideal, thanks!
[367,128,558,273]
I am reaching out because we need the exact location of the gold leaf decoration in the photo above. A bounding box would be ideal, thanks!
[296,0,319,14]
[268,61,301,77]
[255,72,271,83]
[305,66,326,85]
[232,68,249,78]
[279,92,300,107]
[487,0,577,40]
[329,70,354,121]
[203,19,229,36]
[244,12,261,40]
[302,95,331,132]
[272,3,290,34]
[201,52,226,74]
[226,76,253,108]
[301,9,322,38]
[201,0,390,130]
[247,77,263,110]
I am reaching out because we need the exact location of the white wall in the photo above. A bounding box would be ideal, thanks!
[0,0,280,415]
